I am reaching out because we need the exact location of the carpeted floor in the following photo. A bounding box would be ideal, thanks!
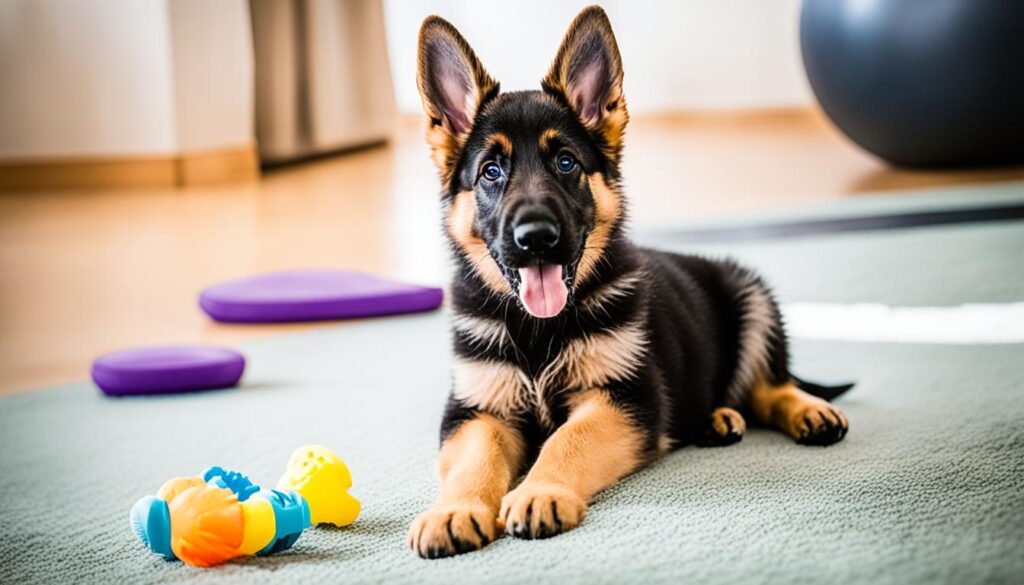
[2,185,1023,584]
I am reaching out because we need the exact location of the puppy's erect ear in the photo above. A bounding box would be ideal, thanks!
[417,16,499,183]
[542,6,627,162]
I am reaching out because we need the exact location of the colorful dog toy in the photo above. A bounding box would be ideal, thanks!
[130,445,360,567]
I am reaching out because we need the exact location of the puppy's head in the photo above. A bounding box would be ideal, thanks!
[418,6,628,319]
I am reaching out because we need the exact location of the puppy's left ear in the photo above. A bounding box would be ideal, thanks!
[543,6,628,161]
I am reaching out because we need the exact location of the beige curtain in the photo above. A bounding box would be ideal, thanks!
[250,0,395,164]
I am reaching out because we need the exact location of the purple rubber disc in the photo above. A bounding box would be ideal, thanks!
[92,346,245,396]
[198,270,444,323]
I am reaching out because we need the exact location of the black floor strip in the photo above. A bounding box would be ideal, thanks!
[656,202,1024,244]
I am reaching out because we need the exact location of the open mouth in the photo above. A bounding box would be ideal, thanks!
[517,264,569,319]
[489,227,587,319]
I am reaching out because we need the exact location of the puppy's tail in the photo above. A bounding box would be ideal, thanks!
[793,375,854,402]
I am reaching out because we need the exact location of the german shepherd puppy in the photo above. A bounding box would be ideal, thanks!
[408,6,851,559]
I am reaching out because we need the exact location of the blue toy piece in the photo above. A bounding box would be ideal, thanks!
[202,466,261,502]
[256,488,311,555]
[130,496,174,560]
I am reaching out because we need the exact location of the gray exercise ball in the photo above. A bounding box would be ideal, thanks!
[800,0,1024,168]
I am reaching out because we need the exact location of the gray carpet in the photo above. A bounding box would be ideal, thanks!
[2,185,1023,584]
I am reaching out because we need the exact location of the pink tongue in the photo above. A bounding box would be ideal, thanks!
[517,264,568,318]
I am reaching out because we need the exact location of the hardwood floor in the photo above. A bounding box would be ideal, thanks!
[1,110,1021,395]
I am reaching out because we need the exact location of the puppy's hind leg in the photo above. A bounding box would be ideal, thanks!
[748,378,849,446]
[722,266,850,446]
[696,407,746,447]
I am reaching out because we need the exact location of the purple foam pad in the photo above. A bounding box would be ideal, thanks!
[198,269,444,323]
[92,346,245,396]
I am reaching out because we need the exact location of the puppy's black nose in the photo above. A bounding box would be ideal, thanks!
[513,220,560,252]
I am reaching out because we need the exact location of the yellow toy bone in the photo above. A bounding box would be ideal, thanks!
[278,444,361,527]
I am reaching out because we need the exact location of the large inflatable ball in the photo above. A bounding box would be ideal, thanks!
[800,0,1024,168]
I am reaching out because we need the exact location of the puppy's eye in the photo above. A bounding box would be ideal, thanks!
[482,162,503,182]
[556,154,577,173]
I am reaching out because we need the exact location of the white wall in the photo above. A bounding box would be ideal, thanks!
[384,0,812,114]
[0,0,177,158]
[0,0,254,160]
[168,0,255,153]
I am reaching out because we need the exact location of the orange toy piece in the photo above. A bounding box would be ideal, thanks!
[159,478,245,567]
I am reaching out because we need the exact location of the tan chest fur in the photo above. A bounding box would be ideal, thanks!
[452,315,647,424]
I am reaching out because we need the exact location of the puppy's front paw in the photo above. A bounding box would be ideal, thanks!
[500,482,586,540]
[792,402,849,446]
[407,500,498,559]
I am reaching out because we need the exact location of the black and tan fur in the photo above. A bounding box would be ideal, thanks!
[408,6,852,559]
